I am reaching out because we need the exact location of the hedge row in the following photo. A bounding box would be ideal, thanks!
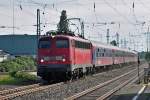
[0,56,36,72]
[9,71,37,81]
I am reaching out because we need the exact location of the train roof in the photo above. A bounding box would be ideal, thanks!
[40,35,137,54]
[91,41,137,54]
[40,34,90,43]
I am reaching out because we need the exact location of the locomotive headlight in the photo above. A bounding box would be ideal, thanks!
[40,59,44,63]
[62,58,66,62]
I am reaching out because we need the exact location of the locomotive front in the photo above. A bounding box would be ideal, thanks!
[37,35,71,81]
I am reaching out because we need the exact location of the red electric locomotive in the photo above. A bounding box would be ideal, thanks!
[37,35,92,80]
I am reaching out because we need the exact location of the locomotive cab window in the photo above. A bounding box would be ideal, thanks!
[56,39,69,48]
[39,39,51,49]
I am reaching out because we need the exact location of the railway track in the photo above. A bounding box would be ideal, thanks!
[0,83,40,95]
[0,82,64,100]
[65,67,144,100]
[0,63,146,100]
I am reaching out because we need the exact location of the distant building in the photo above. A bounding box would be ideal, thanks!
[0,50,10,62]
[0,35,37,57]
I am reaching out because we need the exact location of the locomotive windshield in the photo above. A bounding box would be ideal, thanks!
[56,39,69,48]
[39,38,51,49]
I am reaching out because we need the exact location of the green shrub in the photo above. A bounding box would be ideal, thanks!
[0,75,19,85]
[10,71,37,81]
[9,71,17,77]
[0,56,36,72]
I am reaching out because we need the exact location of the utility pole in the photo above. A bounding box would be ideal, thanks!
[124,38,125,48]
[136,41,140,51]
[147,26,150,52]
[107,29,110,44]
[81,21,84,38]
[129,32,132,50]
[37,9,41,45]
[116,32,119,47]
[138,54,140,84]
[142,26,150,52]
[120,39,123,48]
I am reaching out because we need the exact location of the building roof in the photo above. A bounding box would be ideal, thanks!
[0,35,37,55]
[0,50,10,56]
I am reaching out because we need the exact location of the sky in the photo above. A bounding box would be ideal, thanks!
[0,0,150,51]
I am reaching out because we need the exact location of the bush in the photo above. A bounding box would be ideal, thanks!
[9,71,17,77]
[9,71,37,81]
[0,56,36,72]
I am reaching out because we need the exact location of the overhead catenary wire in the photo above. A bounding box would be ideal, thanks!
[121,0,127,6]
[11,0,58,34]
[103,0,136,25]
[137,0,150,15]
[93,2,99,23]
[130,0,146,44]
[131,1,143,24]
[91,0,109,38]
[15,0,59,16]
[26,0,75,8]
[92,0,108,25]
[132,1,138,23]
[0,0,35,20]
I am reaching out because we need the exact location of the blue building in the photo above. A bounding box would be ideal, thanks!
[0,35,37,56]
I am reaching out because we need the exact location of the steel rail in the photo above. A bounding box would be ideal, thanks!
[0,82,64,100]
[65,68,138,100]
[0,83,40,95]
[0,63,146,100]
[97,71,143,100]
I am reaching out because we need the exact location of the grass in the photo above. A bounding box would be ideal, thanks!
[0,75,23,85]
[0,73,38,85]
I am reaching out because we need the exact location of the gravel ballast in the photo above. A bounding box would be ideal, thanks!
[12,63,147,100]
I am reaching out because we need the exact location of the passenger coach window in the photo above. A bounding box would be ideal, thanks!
[39,40,50,48]
[56,40,69,48]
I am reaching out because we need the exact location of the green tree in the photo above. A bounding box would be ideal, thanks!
[110,40,117,46]
[57,10,69,33]
[145,52,150,62]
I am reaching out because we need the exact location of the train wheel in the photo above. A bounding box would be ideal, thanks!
[85,67,89,75]
[66,71,72,81]
[91,67,96,74]
[78,69,83,78]
[40,77,49,84]
[72,70,77,80]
